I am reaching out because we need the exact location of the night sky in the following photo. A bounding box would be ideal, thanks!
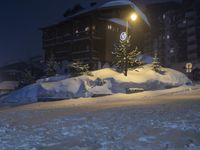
[0,0,180,66]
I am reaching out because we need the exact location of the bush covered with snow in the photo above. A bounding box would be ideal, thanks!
[0,65,192,104]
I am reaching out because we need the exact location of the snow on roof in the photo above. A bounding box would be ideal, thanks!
[100,0,150,26]
[67,0,150,27]
[106,18,131,28]
[100,0,135,8]
[138,54,153,64]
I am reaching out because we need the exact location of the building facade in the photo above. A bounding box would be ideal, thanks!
[41,1,149,69]
[144,0,200,72]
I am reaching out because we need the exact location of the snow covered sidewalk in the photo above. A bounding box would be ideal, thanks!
[0,88,200,150]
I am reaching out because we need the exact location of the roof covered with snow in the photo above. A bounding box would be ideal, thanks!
[105,18,131,28]
[101,0,134,8]
[67,0,150,27]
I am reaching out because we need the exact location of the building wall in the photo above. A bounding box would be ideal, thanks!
[42,6,147,69]
[144,0,200,69]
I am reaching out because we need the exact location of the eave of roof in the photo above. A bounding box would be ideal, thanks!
[101,18,131,28]
[66,0,150,27]
[40,0,150,30]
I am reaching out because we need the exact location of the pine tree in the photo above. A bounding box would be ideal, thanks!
[69,60,90,77]
[152,51,162,72]
[19,69,35,87]
[46,54,58,77]
[112,36,141,76]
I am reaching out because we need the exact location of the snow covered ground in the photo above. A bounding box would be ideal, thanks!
[0,65,192,104]
[0,81,19,95]
[0,86,200,150]
[0,65,199,150]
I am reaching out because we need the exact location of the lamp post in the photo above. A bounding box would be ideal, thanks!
[121,13,138,76]
[126,13,138,34]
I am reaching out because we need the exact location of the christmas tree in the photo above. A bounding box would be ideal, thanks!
[152,51,162,72]
[69,60,90,77]
[112,36,141,76]
[19,69,35,87]
[46,54,58,77]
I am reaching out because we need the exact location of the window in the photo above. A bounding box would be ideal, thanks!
[163,14,166,20]
[170,48,174,54]
[167,35,170,39]
[107,25,112,30]
[85,26,90,31]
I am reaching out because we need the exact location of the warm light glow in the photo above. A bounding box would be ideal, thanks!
[130,13,138,21]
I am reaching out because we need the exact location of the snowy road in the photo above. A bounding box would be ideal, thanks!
[0,87,200,150]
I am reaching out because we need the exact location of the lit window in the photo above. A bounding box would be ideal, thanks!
[107,25,112,30]
[183,20,187,24]
[75,30,79,34]
[163,14,166,20]
[85,27,90,31]
[167,35,170,39]
[92,25,96,30]
[170,49,174,53]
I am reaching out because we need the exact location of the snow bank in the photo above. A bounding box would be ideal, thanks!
[1,84,39,104]
[0,65,191,104]
[0,81,19,96]
[36,75,69,83]
[0,81,19,90]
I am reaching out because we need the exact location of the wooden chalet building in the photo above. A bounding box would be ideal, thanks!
[41,0,149,69]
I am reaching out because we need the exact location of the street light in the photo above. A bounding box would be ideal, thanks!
[130,13,138,22]
[126,12,138,34]
[124,12,138,76]
[120,13,138,41]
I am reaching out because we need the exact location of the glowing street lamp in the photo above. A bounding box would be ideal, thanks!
[130,13,138,22]
[126,12,138,34]
[122,12,138,76]
[120,13,138,41]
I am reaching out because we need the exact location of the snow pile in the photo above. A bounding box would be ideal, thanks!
[36,75,69,83]
[0,65,191,104]
[138,54,153,64]
[0,84,39,103]
[0,81,19,96]
[0,81,19,90]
